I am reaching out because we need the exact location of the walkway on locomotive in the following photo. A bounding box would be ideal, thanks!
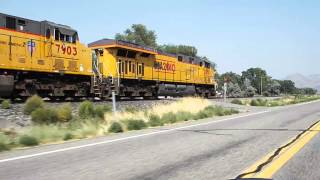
[88,39,215,85]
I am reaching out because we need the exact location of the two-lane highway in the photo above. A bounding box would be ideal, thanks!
[1,101,320,180]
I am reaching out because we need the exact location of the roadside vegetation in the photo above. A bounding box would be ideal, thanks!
[231,95,320,107]
[1,99,11,109]
[0,96,239,152]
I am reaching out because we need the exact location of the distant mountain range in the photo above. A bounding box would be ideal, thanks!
[285,73,320,91]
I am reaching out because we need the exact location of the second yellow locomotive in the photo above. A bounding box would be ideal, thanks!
[89,39,216,98]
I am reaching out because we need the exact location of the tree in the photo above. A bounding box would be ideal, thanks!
[278,80,296,94]
[227,82,242,98]
[266,80,281,96]
[115,24,157,48]
[241,68,271,94]
[219,72,243,89]
[304,88,317,95]
[297,88,317,95]
[243,78,256,97]
[244,86,256,97]
[157,44,198,57]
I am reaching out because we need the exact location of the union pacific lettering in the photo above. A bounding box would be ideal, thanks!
[154,61,175,72]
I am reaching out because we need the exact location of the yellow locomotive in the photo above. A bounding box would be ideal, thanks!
[0,13,92,99]
[89,39,216,98]
[0,13,216,99]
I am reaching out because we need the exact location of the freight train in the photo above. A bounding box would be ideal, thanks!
[0,13,216,100]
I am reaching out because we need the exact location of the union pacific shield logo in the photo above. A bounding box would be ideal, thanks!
[27,40,36,54]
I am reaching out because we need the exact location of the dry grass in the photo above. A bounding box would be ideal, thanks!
[104,97,210,126]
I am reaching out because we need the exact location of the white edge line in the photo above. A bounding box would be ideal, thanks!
[0,110,269,163]
[1,99,318,163]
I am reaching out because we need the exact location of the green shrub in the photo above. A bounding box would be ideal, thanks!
[126,119,148,130]
[161,112,177,124]
[1,99,10,109]
[263,91,271,97]
[250,99,259,106]
[268,101,280,107]
[72,121,100,138]
[223,108,239,115]
[194,111,209,120]
[124,106,139,113]
[0,143,10,151]
[108,122,123,133]
[194,106,217,119]
[63,133,73,141]
[209,106,225,116]
[231,99,243,105]
[31,108,59,124]
[95,105,112,119]
[19,135,39,146]
[194,106,238,119]
[24,95,44,115]
[57,103,73,122]
[176,111,193,121]
[78,101,95,119]
[257,98,268,106]
[27,125,67,143]
[0,133,11,151]
[148,114,163,127]
[250,98,269,106]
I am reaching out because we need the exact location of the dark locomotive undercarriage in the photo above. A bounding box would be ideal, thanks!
[0,70,92,100]
[0,70,216,100]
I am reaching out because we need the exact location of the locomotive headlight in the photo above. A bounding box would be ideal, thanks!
[80,64,84,72]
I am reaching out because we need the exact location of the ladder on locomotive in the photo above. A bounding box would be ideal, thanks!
[92,52,103,97]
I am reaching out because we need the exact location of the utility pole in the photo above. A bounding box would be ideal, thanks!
[112,90,117,115]
[260,76,263,96]
[223,82,227,102]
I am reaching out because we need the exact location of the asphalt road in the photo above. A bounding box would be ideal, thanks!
[1,101,320,180]
[273,132,320,180]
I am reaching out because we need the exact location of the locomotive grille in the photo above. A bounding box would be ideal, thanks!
[68,61,77,71]
[54,59,64,70]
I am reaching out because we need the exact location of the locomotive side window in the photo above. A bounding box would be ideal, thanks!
[98,49,103,56]
[117,60,122,74]
[142,63,144,76]
[205,62,210,68]
[178,56,183,62]
[140,53,150,58]
[121,61,125,73]
[72,33,78,43]
[125,61,128,74]
[117,49,127,57]
[60,33,65,41]
[189,57,194,64]
[17,19,25,31]
[132,63,135,73]
[6,17,16,30]
[65,35,70,42]
[54,28,77,43]
[54,29,60,40]
[138,65,142,75]
[46,29,51,39]
[127,50,136,59]
[199,62,203,67]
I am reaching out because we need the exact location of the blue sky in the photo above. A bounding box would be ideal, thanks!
[1,0,319,79]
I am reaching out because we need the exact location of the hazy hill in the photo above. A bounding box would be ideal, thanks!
[285,73,320,91]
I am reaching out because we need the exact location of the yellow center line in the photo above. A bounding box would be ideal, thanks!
[239,121,320,179]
